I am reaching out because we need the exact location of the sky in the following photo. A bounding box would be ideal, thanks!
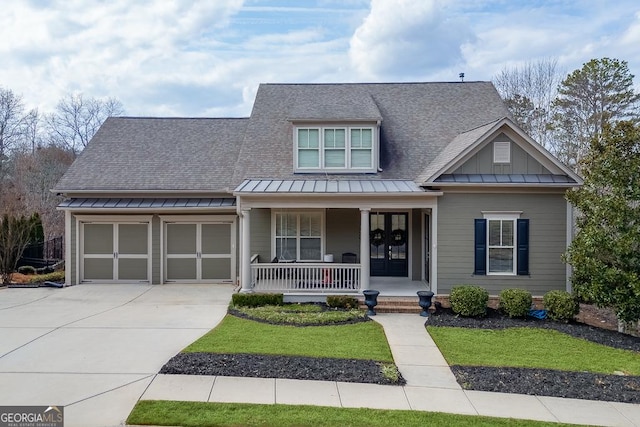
[1,0,639,118]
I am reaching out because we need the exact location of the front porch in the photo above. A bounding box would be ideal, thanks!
[234,179,441,296]
[250,259,429,296]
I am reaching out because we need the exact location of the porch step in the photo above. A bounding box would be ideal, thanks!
[357,297,424,314]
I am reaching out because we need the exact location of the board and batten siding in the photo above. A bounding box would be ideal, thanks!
[453,134,550,175]
[326,209,360,262]
[437,192,567,295]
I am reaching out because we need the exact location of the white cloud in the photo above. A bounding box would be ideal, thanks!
[1,0,640,118]
[348,0,473,80]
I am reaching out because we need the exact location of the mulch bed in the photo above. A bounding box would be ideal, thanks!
[161,352,405,386]
[428,307,640,403]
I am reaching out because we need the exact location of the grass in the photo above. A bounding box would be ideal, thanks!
[184,314,394,361]
[428,326,640,375]
[127,401,585,427]
[232,304,366,325]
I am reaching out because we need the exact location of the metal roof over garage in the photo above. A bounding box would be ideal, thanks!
[58,198,236,209]
[234,179,425,194]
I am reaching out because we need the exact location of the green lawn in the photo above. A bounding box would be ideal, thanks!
[127,401,585,427]
[428,326,640,375]
[183,314,394,362]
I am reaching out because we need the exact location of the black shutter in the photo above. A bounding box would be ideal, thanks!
[517,219,529,275]
[474,219,486,275]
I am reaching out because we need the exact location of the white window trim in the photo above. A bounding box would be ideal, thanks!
[295,126,376,173]
[483,212,520,275]
[493,140,511,164]
[272,210,325,261]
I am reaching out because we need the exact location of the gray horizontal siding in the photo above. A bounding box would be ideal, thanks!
[437,192,567,295]
[326,209,360,262]
[250,209,272,262]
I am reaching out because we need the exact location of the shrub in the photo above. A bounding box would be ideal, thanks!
[27,270,65,283]
[17,265,36,275]
[449,285,488,317]
[231,293,283,307]
[327,295,359,309]
[499,288,532,318]
[543,290,579,322]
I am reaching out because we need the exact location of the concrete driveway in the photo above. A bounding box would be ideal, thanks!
[0,283,234,427]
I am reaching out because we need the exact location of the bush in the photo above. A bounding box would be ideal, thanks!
[327,295,359,309]
[27,270,65,283]
[231,293,283,307]
[17,265,36,275]
[543,290,579,322]
[499,288,532,318]
[449,285,488,317]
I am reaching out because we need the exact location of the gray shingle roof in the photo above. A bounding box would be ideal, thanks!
[54,117,247,192]
[232,82,512,184]
[56,82,521,194]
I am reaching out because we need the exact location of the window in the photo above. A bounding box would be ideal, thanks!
[297,128,320,168]
[488,217,514,273]
[474,214,529,276]
[274,211,323,261]
[295,126,374,171]
[493,141,511,163]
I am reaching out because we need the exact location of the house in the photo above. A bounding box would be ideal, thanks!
[53,82,582,297]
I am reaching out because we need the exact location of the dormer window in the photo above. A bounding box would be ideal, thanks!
[295,125,375,172]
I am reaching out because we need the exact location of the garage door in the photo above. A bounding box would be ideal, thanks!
[165,222,232,282]
[81,222,150,282]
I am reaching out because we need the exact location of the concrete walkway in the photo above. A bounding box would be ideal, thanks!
[140,313,640,427]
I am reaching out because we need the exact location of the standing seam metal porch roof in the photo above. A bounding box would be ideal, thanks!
[234,179,424,194]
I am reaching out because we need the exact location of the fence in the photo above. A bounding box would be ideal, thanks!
[19,236,64,268]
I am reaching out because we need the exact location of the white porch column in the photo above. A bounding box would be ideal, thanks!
[240,208,252,293]
[360,208,370,291]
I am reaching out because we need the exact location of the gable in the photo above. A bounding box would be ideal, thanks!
[452,132,552,175]
[420,118,582,186]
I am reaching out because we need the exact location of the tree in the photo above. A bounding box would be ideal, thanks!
[0,88,29,174]
[11,145,75,238]
[0,213,36,284]
[45,93,124,154]
[493,58,563,149]
[565,121,640,329]
[550,58,640,171]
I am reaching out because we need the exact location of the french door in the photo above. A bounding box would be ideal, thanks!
[370,212,408,277]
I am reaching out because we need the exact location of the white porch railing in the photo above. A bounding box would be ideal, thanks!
[251,262,361,293]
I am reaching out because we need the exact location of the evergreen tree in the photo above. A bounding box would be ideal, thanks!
[566,121,640,325]
[551,58,640,171]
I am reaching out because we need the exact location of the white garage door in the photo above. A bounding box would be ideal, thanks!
[81,221,150,283]
[164,221,233,282]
